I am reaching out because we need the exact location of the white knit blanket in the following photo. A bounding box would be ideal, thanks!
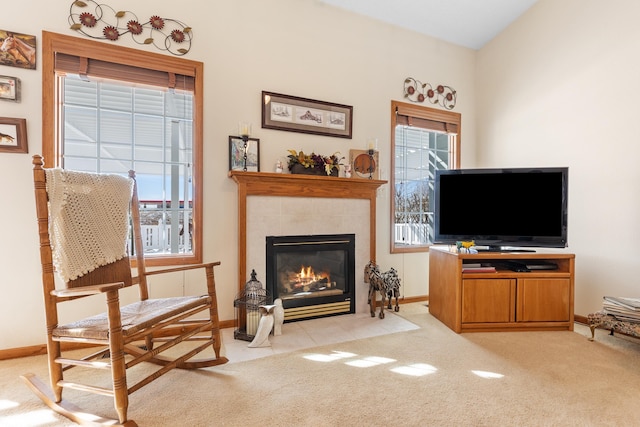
[45,169,134,282]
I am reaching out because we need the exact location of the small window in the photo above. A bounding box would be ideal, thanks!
[391,101,460,253]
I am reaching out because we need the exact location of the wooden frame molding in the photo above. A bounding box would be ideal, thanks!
[229,171,386,292]
[390,100,461,254]
[41,31,204,266]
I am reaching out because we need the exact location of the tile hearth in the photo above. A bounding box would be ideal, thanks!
[221,310,419,364]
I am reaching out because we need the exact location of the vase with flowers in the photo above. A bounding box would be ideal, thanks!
[287,150,344,176]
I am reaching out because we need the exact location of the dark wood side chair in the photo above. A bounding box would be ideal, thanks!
[23,155,228,426]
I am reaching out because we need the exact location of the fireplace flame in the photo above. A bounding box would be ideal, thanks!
[294,265,330,289]
[300,266,314,279]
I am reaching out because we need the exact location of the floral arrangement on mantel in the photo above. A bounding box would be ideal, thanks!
[287,150,344,176]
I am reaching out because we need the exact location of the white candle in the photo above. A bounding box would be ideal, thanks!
[367,138,378,151]
[239,122,251,137]
[246,311,260,336]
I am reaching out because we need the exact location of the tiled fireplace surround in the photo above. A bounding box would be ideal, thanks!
[229,171,386,315]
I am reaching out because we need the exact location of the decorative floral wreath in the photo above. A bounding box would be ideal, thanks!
[69,0,192,56]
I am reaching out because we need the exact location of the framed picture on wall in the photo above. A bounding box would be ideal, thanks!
[0,30,36,70]
[0,76,20,102]
[349,149,379,179]
[229,136,260,172]
[262,91,353,139]
[0,117,28,153]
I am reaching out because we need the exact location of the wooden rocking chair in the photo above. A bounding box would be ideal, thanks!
[23,155,228,426]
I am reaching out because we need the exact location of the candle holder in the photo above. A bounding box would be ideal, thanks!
[238,122,252,171]
[367,149,375,179]
[241,135,249,171]
[239,122,252,138]
[366,138,378,179]
[233,269,271,342]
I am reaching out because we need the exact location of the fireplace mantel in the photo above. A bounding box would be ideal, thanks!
[229,170,386,198]
[229,171,387,292]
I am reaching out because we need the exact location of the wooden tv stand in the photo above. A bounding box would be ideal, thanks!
[428,246,575,333]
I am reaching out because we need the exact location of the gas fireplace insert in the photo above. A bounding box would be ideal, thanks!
[266,234,355,322]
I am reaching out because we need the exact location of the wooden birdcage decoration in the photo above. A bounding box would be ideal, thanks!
[234,269,271,341]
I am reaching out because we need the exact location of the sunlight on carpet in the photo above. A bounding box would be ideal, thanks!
[391,363,438,377]
[472,370,504,379]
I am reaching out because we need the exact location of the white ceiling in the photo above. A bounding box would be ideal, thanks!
[316,0,539,50]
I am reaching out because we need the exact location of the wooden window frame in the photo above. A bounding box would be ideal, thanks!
[42,31,204,266]
[390,100,461,254]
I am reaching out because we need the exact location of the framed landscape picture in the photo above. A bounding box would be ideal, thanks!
[262,91,352,139]
[229,136,260,172]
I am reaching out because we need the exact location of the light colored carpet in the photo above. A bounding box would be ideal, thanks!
[1,303,640,426]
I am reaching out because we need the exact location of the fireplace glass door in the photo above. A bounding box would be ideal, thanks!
[266,234,355,321]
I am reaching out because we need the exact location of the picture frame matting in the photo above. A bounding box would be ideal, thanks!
[0,117,28,153]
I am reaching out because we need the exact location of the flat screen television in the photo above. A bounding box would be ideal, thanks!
[433,167,568,251]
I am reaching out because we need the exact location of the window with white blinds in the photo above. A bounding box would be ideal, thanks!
[61,76,194,256]
[391,101,461,253]
[42,31,204,265]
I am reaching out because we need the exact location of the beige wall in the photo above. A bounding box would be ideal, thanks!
[2,0,631,352]
[0,0,476,350]
[476,0,640,315]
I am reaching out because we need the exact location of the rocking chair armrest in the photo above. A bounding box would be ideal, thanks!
[144,261,221,277]
[51,281,127,298]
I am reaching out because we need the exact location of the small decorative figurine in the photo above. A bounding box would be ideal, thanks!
[344,164,352,178]
[456,240,477,253]
[364,261,402,319]
[275,160,283,173]
[273,298,284,336]
[248,304,276,348]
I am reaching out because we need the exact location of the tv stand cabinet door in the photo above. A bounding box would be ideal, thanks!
[462,278,516,323]
[516,278,571,322]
